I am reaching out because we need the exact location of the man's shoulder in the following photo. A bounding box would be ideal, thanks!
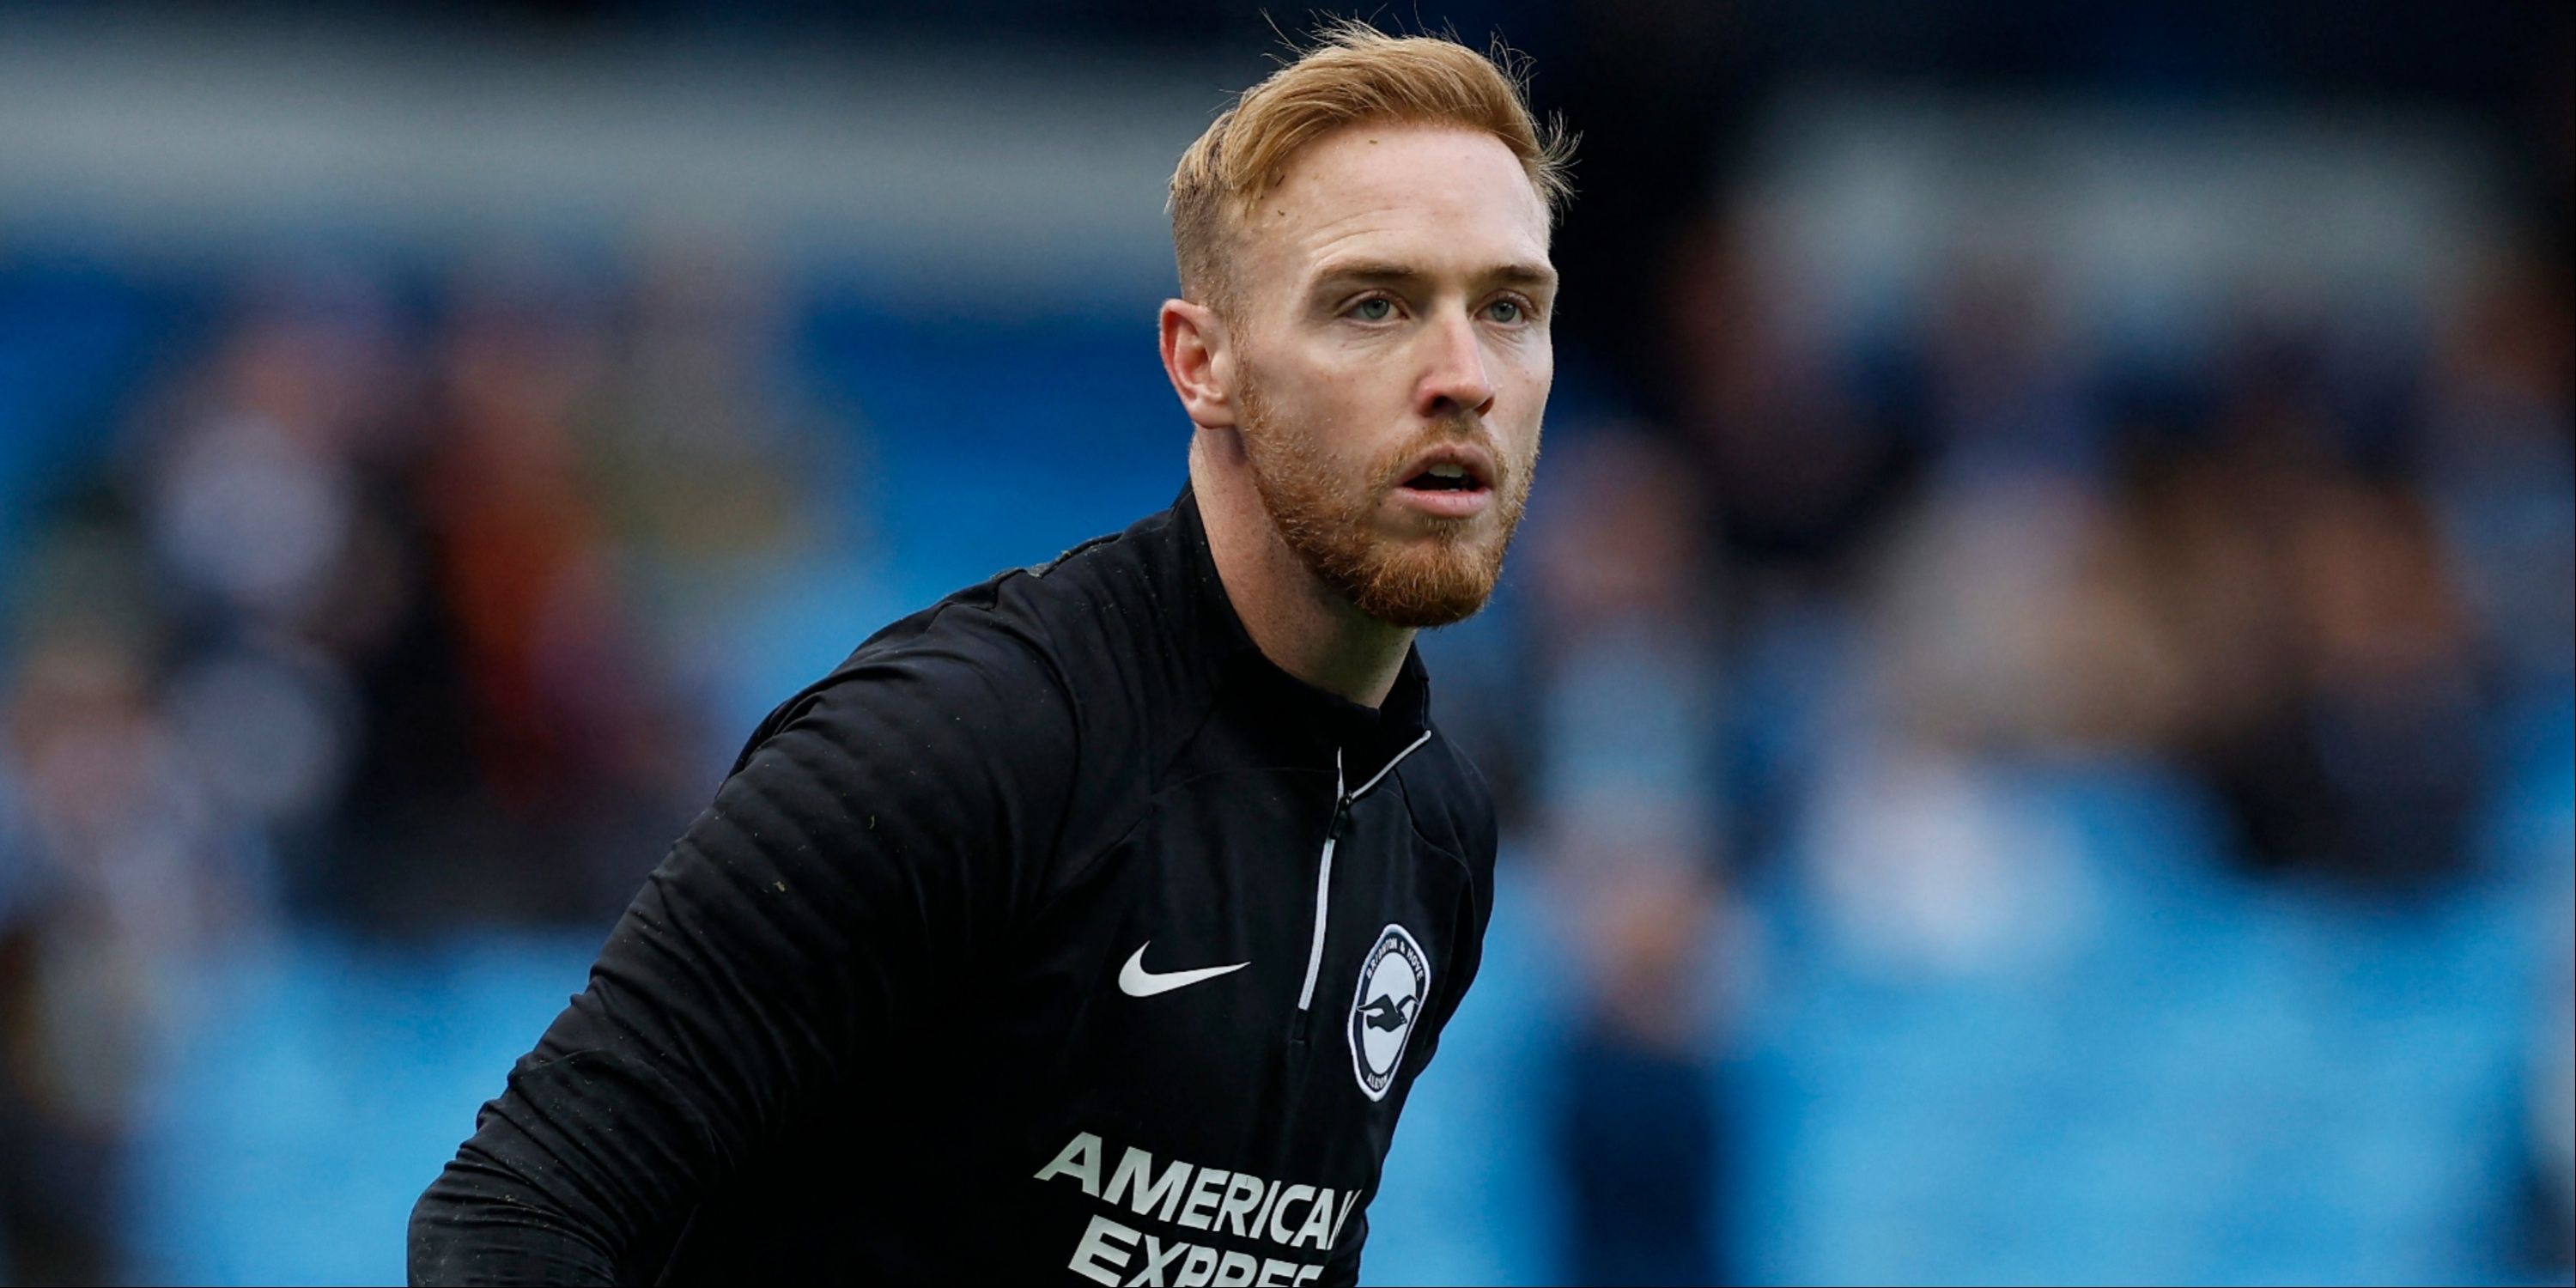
[1000,500,1197,643]
[742,504,1193,763]
[730,596,1076,784]
[1396,726,1501,877]
[844,501,1182,667]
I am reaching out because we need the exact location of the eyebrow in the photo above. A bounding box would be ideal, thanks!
[1309,258,1558,292]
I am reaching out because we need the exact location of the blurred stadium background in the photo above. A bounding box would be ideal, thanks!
[0,2,2568,1284]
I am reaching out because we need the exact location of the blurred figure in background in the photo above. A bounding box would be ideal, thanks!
[136,274,423,928]
[2533,911,2576,1270]
[1810,470,2115,976]
[0,619,215,1285]
[2129,323,2488,888]
[349,262,680,930]
[1529,429,1731,1285]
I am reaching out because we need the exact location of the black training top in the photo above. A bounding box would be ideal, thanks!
[408,489,1499,1285]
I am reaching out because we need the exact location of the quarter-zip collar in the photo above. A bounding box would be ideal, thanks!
[1169,486,1434,784]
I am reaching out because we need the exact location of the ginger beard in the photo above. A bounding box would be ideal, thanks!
[1235,374,1538,629]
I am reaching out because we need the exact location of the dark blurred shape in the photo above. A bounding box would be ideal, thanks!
[1534,0,1759,421]
[2529,924,2576,1273]
[336,265,663,930]
[1668,213,1923,586]
[0,580,240,1286]
[1558,870,1727,1288]
[2102,313,2496,888]
[0,630,152,1288]
[1528,430,1731,1285]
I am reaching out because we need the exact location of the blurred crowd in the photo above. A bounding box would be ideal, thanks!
[1440,8,2574,1275]
[0,5,2571,1285]
[0,251,852,1280]
[1489,232,2574,1282]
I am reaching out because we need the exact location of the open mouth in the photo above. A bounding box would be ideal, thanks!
[1400,462,1486,494]
[1392,456,1496,518]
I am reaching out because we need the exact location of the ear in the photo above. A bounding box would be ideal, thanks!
[1159,298,1238,430]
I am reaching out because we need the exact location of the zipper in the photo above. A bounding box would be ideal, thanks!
[1295,732,1432,1013]
[1296,760,1350,1013]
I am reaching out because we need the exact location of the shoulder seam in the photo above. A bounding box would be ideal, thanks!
[1024,529,1127,579]
[1391,751,1484,890]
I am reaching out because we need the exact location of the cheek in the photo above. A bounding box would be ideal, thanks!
[1270,365,1391,459]
[1498,348,1552,440]
[1501,330,1553,391]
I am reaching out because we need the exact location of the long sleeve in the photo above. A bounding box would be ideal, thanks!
[408,631,1077,1285]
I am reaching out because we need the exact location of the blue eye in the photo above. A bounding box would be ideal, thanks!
[1350,297,1394,322]
[1486,299,1526,324]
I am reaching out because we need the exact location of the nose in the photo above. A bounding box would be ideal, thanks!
[1415,309,1495,422]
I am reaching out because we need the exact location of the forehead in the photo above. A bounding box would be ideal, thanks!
[1240,122,1551,290]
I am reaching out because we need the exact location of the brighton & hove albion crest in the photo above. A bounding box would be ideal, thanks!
[1346,924,1431,1102]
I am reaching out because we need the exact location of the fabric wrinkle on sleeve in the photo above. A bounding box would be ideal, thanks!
[408,631,1078,1285]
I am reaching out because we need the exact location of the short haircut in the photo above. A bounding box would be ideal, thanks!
[1168,20,1575,317]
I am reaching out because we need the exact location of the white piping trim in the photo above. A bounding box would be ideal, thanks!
[1298,834,1340,1011]
[1296,751,1346,1012]
[1350,730,1433,801]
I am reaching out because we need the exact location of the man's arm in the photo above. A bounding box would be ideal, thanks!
[408,632,1075,1285]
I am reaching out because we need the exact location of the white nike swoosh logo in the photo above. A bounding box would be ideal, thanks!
[1117,942,1249,998]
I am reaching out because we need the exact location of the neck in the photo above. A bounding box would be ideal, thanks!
[1190,434,1414,708]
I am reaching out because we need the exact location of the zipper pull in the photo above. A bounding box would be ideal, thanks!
[1330,799,1352,839]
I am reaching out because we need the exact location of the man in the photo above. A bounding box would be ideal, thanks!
[410,21,1571,1285]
